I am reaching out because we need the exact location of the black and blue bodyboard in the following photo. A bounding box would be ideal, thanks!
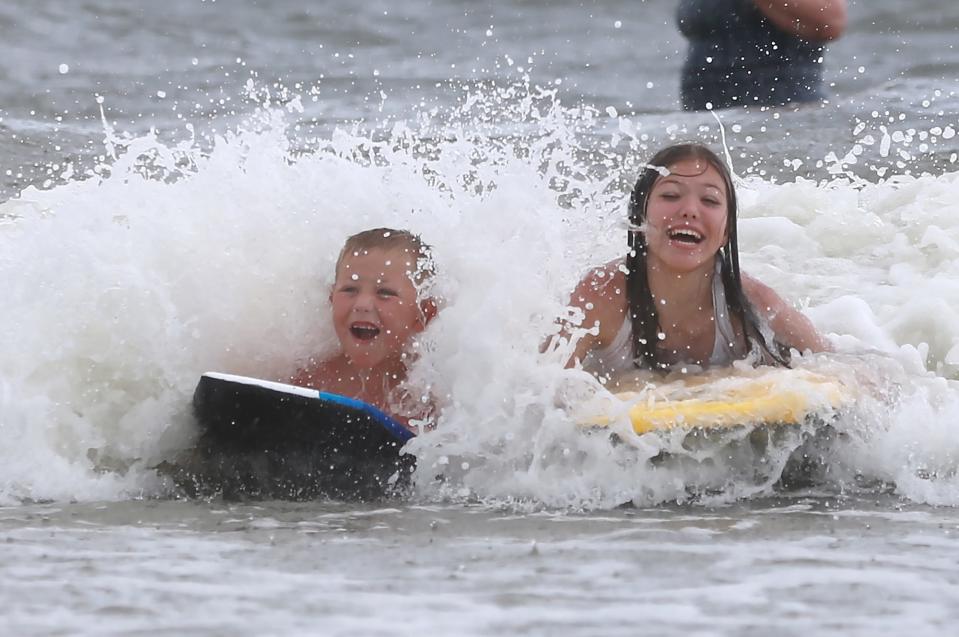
[175,373,416,500]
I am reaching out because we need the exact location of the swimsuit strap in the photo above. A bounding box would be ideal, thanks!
[709,259,745,366]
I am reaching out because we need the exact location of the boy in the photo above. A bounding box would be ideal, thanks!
[292,228,436,429]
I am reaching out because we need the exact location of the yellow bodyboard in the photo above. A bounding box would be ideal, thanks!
[578,368,851,434]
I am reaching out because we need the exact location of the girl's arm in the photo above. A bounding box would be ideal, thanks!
[551,262,629,368]
[743,274,831,354]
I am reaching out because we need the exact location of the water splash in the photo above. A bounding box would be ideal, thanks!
[2,79,959,508]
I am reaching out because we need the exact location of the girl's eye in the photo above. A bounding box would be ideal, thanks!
[703,197,721,206]
[338,286,358,294]
[377,288,398,298]
[660,192,680,200]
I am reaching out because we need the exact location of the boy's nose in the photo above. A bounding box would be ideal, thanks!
[353,292,376,311]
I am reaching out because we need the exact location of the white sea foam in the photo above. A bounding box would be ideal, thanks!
[2,82,959,508]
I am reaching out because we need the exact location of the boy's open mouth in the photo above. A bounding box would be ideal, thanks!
[350,322,381,341]
[667,228,704,244]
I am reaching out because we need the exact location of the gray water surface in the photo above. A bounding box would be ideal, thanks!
[3,497,958,636]
[2,0,958,198]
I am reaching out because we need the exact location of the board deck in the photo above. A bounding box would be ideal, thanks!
[170,373,416,500]
[578,368,851,434]
[167,369,851,500]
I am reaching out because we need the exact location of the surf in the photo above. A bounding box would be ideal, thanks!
[2,79,959,509]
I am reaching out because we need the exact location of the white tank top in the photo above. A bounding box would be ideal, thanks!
[582,260,749,376]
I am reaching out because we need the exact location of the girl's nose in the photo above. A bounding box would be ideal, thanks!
[679,195,699,219]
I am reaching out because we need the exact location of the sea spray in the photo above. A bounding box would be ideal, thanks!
[2,80,959,508]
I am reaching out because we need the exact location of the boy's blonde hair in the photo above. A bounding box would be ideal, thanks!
[336,228,434,285]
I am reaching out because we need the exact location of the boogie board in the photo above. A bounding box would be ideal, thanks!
[577,367,852,434]
[171,373,416,501]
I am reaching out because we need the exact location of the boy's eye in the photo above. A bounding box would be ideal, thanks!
[338,285,359,294]
[377,288,399,298]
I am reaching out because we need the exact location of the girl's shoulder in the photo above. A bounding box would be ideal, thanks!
[741,272,831,353]
[568,258,629,347]
[577,257,628,296]
[741,273,790,315]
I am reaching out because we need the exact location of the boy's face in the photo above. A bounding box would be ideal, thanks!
[331,246,426,369]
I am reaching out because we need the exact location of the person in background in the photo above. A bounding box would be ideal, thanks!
[677,0,848,111]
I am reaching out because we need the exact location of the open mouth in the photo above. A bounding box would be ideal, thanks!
[667,228,704,244]
[349,322,381,341]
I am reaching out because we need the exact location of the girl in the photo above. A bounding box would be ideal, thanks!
[562,143,829,383]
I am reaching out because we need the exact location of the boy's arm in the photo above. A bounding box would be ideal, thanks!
[289,357,334,389]
[290,366,317,389]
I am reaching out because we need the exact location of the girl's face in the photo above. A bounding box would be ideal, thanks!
[642,157,729,275]
[330,247,426,369]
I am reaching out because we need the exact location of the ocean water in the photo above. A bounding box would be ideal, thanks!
[2,0,959,634]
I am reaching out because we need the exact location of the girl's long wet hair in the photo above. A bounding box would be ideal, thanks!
[625,143,789,370]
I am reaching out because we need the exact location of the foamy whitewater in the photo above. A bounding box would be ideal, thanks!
[3,1,959,634]
[3,82,959,509]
